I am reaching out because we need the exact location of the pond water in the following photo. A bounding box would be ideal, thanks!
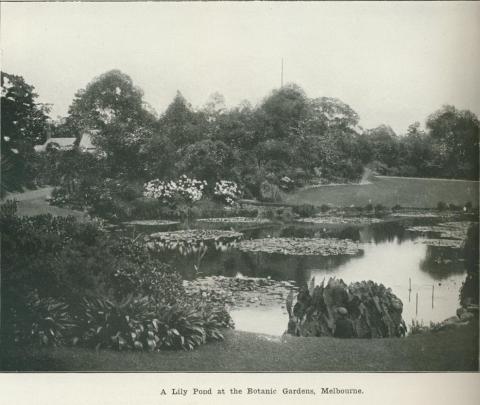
[145,216,473,336]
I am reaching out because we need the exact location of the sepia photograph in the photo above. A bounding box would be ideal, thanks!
[0,0,479,385]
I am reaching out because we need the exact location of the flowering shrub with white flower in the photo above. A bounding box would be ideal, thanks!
[144,175,207,206]
[214,180,241,206]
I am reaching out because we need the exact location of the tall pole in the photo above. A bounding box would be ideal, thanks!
[281,58,284,88]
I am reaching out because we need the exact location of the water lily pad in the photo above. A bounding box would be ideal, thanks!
[123,220,180,226]
[149,229,243,243]
[390,211,442,218]
[237,237,362,256]
[196,217,271,224]
[407,221,471,240]
[414,238,464,249]
[297,216,382,225]
[146,229,243,256]
[183,275,297,309]
[408,221,474,249]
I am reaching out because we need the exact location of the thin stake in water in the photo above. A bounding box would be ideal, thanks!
[416,292,419,316]
[408,277,412,302]
[432,284,435,309]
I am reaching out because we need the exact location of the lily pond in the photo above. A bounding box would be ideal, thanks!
[125,212,476,336]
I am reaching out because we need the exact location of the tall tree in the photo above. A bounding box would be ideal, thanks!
[396,122,435,177]
[1,72,49,191]
[256,84,309,141]
[66,70,155,137]
[159,91,207,148]
[426,105,479,179]
[65,70,157,177]
[177,139,238,183]
[363,125,399,171]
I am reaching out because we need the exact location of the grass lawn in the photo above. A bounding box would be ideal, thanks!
[286,176,479,208]
[2,320,477,372]
[2,187,88,220]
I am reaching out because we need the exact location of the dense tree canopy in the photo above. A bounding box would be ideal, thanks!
[66,70,156,135]
[426,105,479,179]
[64,70,157,177]
[8,68,479,201]
[159,91,208,148]
[1,71,50,191]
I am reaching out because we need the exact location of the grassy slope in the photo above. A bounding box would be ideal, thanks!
[286,176,479,208]
[2,321,478,372]
[2,187,88,220]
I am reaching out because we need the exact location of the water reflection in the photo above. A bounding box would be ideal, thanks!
[359,221,415,244]
[159,218,469,335]
[420,246,465,280]
[308,238,465,327]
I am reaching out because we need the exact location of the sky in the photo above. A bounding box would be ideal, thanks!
[1,1,479,134]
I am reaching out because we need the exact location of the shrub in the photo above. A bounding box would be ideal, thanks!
[73,296,232,351]
[437,201,447,211]
[130,197,180,220]
[364,203,374,212]
[0,199,17,216]
[320,204,331,213]
[0,213,184,330]
[144,175,207,206]
[213,180,241,205]
[408,319,429,335]
[10,292,75,347]
[292,204,316,218]
[111,257,184,304]
[460,223,479,306]
[258,206,294,222]
[0,211,234,352]
[259,181,282,202]
[392,204,402,212]
[49,186,70,207]
[279,176,295,191]
[288,278,406,338]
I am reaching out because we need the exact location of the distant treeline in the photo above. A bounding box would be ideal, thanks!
[1,70,478,196]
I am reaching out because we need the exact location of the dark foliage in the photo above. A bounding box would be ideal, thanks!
[1,71,50,192]
[460,224,479,306]
[292,204,317,218]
